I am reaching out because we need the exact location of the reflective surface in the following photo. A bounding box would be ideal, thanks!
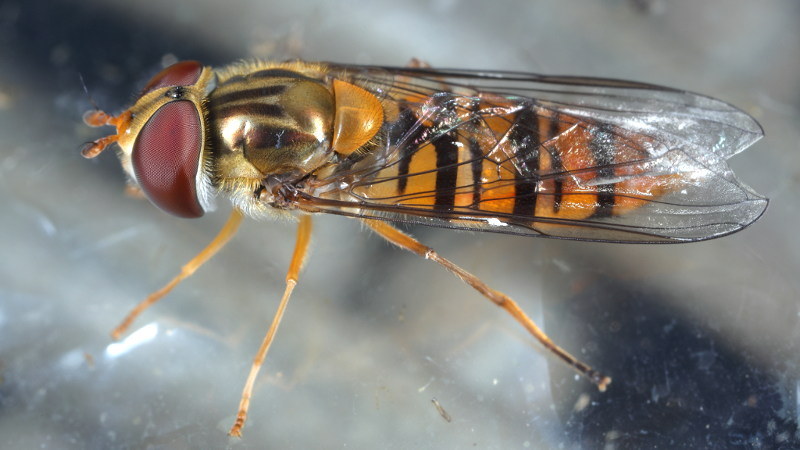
[0,0,797,448]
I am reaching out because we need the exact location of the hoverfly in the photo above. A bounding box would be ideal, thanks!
[82,59,767,436]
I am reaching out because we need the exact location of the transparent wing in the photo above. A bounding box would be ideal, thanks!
[296,65,766,243]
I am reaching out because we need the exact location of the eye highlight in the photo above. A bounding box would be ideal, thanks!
[132,100,205,218]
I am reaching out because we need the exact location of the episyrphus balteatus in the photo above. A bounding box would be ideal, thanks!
[81,59,767,436]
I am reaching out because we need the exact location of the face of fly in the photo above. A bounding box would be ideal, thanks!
[82,61,217,218]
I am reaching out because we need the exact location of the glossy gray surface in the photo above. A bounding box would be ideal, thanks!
[0,0,797,448]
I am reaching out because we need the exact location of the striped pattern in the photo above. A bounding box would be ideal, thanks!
[349,91,670,225]
[207,68,331,175]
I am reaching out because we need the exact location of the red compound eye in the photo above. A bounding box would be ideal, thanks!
[141,61,203,95]
[132,101,205,218]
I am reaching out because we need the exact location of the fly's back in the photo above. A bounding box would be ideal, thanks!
[208,65,334,178]
[206,61,386,216]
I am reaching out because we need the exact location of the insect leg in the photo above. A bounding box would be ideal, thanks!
[110,208,245,340]
[362,219,611,391]
[229,214,313,437]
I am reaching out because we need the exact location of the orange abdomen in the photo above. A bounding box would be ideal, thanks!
[349,92,676,226]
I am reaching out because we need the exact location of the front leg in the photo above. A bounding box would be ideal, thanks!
[111,208,245,340]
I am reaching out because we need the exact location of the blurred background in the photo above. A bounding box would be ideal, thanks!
[0,0,797,448]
